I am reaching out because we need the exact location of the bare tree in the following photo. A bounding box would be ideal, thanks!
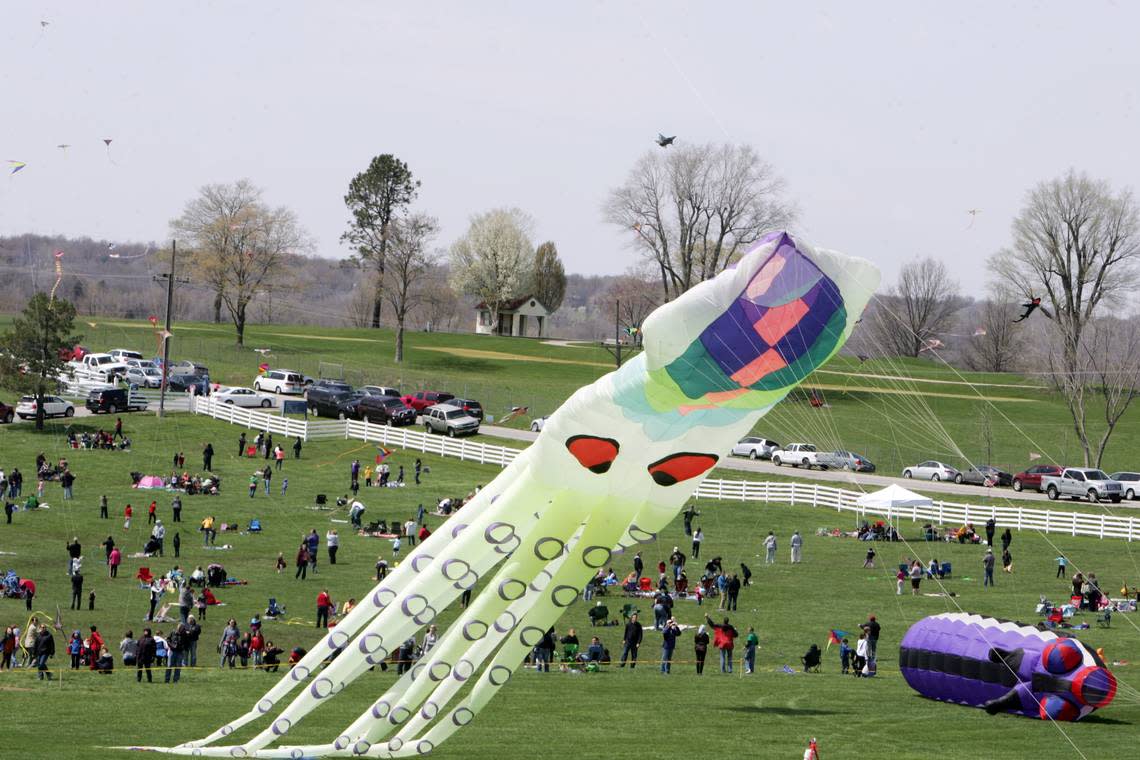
[962,300,1018,373]
[871,258,964,357]
[449,208,534,332]
[604,143,795,300]
[990,170,1140,465]
[344,284,372,328]
[589,272,661,343]
[172,180,312,346]
[416,265,462,332]
[384,214,440,362]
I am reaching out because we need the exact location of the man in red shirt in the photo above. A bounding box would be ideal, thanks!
[87,625,105,669]
[316,590,332,629]
[417,524,432,543]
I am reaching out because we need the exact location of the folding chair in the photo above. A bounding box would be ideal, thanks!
[136,567,153,586]
[620,603,638,623]
[248,519,262,533]
[638,577,652,592]
[940,562,952,578]
[315,494,327,506]
[1096,609,1112,628]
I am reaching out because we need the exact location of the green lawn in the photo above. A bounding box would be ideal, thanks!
[0,413,1138,759]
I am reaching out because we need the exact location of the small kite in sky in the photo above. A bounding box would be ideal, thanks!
[656,133,676,147]
[50,250,64,302]
[103,138,113,147]
[1012,297,1052,323]
[8,160,26,175]
[41,20,50,29]
[57,144,70,152]
[966,209,981,229]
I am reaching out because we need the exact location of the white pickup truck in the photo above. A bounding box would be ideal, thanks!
[1041,468,1123,503]
[68,352,128,383]
[771,443,823,469]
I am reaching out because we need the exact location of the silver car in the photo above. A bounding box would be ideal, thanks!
[902,460,959,481]
[1110,472,1140,500]
[730,437,780,460]
[423,403,480,437]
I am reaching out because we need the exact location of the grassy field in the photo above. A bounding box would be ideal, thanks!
[0,413,1138,759]
[2,314,1134,478]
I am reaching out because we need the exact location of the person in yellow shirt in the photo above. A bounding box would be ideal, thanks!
[363,466,373,488]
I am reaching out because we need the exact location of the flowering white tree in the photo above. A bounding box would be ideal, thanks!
[449,208,535,332]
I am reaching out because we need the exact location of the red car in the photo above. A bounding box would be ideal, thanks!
[400,390,455,413]
[1012,464,1063,493]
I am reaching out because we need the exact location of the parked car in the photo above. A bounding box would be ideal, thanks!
[69,352,128,383]
[305,380,354,416]
[16,395,74,419]
[817,450,876,472]
[333,391,370,420]
[85,387,147,414]
[1011,464,1064,493]
[124,366,163,388]
[402,390,455,412]
[1110,472,1140,500]
[109,348,144,363]
[423,403,480,437]
[530,416,548,432]
[359,385,401,398]
[254,369,306,395]
[452,398,484,421]
[771,443,821,469]
[58,344,89,362]
[0,400,14,424]
[731,437,780,460]
[1041,468,1122,503]
[954,465,1012,487]
[902,461,959,481]
[213,387,275,408]
[169,360,209,376]
[167,374,210,395]
[125,358,160,371]
[354,395,417,426]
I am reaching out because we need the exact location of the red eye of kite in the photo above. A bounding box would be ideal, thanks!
[565,435,620,474]
[647,453,719,486]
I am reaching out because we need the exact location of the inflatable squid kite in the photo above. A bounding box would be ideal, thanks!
[901,613,1116,720]
[150,233,878,757]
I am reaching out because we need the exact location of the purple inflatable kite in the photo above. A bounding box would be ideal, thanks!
[900,612,1116,721]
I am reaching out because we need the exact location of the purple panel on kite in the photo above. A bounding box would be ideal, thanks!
[699,300,770,374]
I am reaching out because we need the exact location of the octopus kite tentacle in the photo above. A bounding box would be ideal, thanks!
[143,232,879,758]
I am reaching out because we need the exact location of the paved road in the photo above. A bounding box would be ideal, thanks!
[480,425,1068,504]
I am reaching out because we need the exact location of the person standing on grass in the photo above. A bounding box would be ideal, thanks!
[726,574,741,611]
[262,465,272,495]
[620,612,643,668]
[896,566,905,596]
[165,623,186,683]
[248,474,257,499]
[909,560,923,595]
[853,632,868,677]
[171,495,182,523]
[691,527,703,560]
[147,500,157,525]
[101,534,115,565]
[985,518,997,548]
[34,624,55,680]
[633,551,644,580]
[790,531,803,563]
[70,571,84,610]
[66,536,81,576]
[109,546,121,578]
[693,624,710,675]
[983,549,996,587]
[264,433,273,460]
[859,615,880,662]
[238,432,246,458]
[293,437,303,459]
[316,589,332,629]
[153,520,166,557]
[136,628,155,683]
[295,542,309,580]
[99,494,109,519]
[391,535,401,560]
[275,445,285,471]
[1001,528,1012,553]
[743,627,759,674]
[660,617,681,674]
[706,615,738,673]
[863,546,876,568]
[414,458,422,485]
[763,532,777,564]
[113,417,123,440]
[1056,555,1068,578]
[202,442,214,472]
[307,530,320,573]
[1002,547,1013,573]
[405,519,417,547]
[327,529,339,565]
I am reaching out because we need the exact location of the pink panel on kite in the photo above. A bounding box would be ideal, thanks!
[730,348,787,387]
[745,253,786,300]
[752,298,810,344]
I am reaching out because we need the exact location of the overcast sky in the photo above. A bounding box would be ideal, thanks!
[1,1,1138,285]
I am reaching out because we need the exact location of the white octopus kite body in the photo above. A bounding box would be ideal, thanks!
[144,233,878,758]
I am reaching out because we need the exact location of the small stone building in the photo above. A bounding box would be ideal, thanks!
[474,295,551,337]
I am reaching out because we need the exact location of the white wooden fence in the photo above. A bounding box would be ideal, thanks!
[694,479,1140,542]
[188,398,1138,542]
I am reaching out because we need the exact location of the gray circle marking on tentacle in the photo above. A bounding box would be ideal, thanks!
[401,594,429,619]
[411,553,435,572]
[389,705,411,725]
[421,701,439,720]
[534,536,565,561]
[229,748,246,758]
[414,605,437,626]
[328,629,350,650]
[454,658,475,681]
[497,578,527,601]
[429,661,452,681]
[528,569,553,593]
[519,626,545,646]
[551,584,579,608]
[334,736,351,751]
[463,620,488,641]
[289,664,310,681]
[220,726,234,736]
[256,699,274,714]
[291,750,304,760]
[494,535,521,555]
[310,676,334,699]
[453,707,475,726]
[450,522,469,538]
[582,545,612,568]
[484,521,517,545]
[371,700,391,719]
[488,665,512,686]
[628,524,657,544]
[493,610,517,633]
[411,662,425,680]
[441,558,471,581]
[358,632,385,654]
[417,740,435,755]
[271,718,292,735]
[389,738,404,752]
[372,587,397,608]
[352,740,371,755]
[452,569,479,590]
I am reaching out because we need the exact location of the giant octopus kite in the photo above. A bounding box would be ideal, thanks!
[148,233,879,757]
[901,613,1116,720]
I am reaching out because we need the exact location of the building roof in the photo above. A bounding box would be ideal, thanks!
[474,294,550,312]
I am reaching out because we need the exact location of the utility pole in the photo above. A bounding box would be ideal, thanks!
[153,241,188,418]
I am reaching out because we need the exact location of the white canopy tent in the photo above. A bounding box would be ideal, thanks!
[855,484,933,510]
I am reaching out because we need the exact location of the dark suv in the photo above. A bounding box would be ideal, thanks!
[306,380,354,417]
[452,398,484,421]
[85,388,147,414]
[401,390,455,412]
[354,395,417,426]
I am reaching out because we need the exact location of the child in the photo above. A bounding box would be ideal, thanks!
[275,553,287,573]
[1002,548,1013,574]
[853,632,868,677]
[391,536,401,559]
[839,637,852,674]
[896,567,905,595]
[124,503,132,531]
[281,478,288,497]
[863,546,876,568]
